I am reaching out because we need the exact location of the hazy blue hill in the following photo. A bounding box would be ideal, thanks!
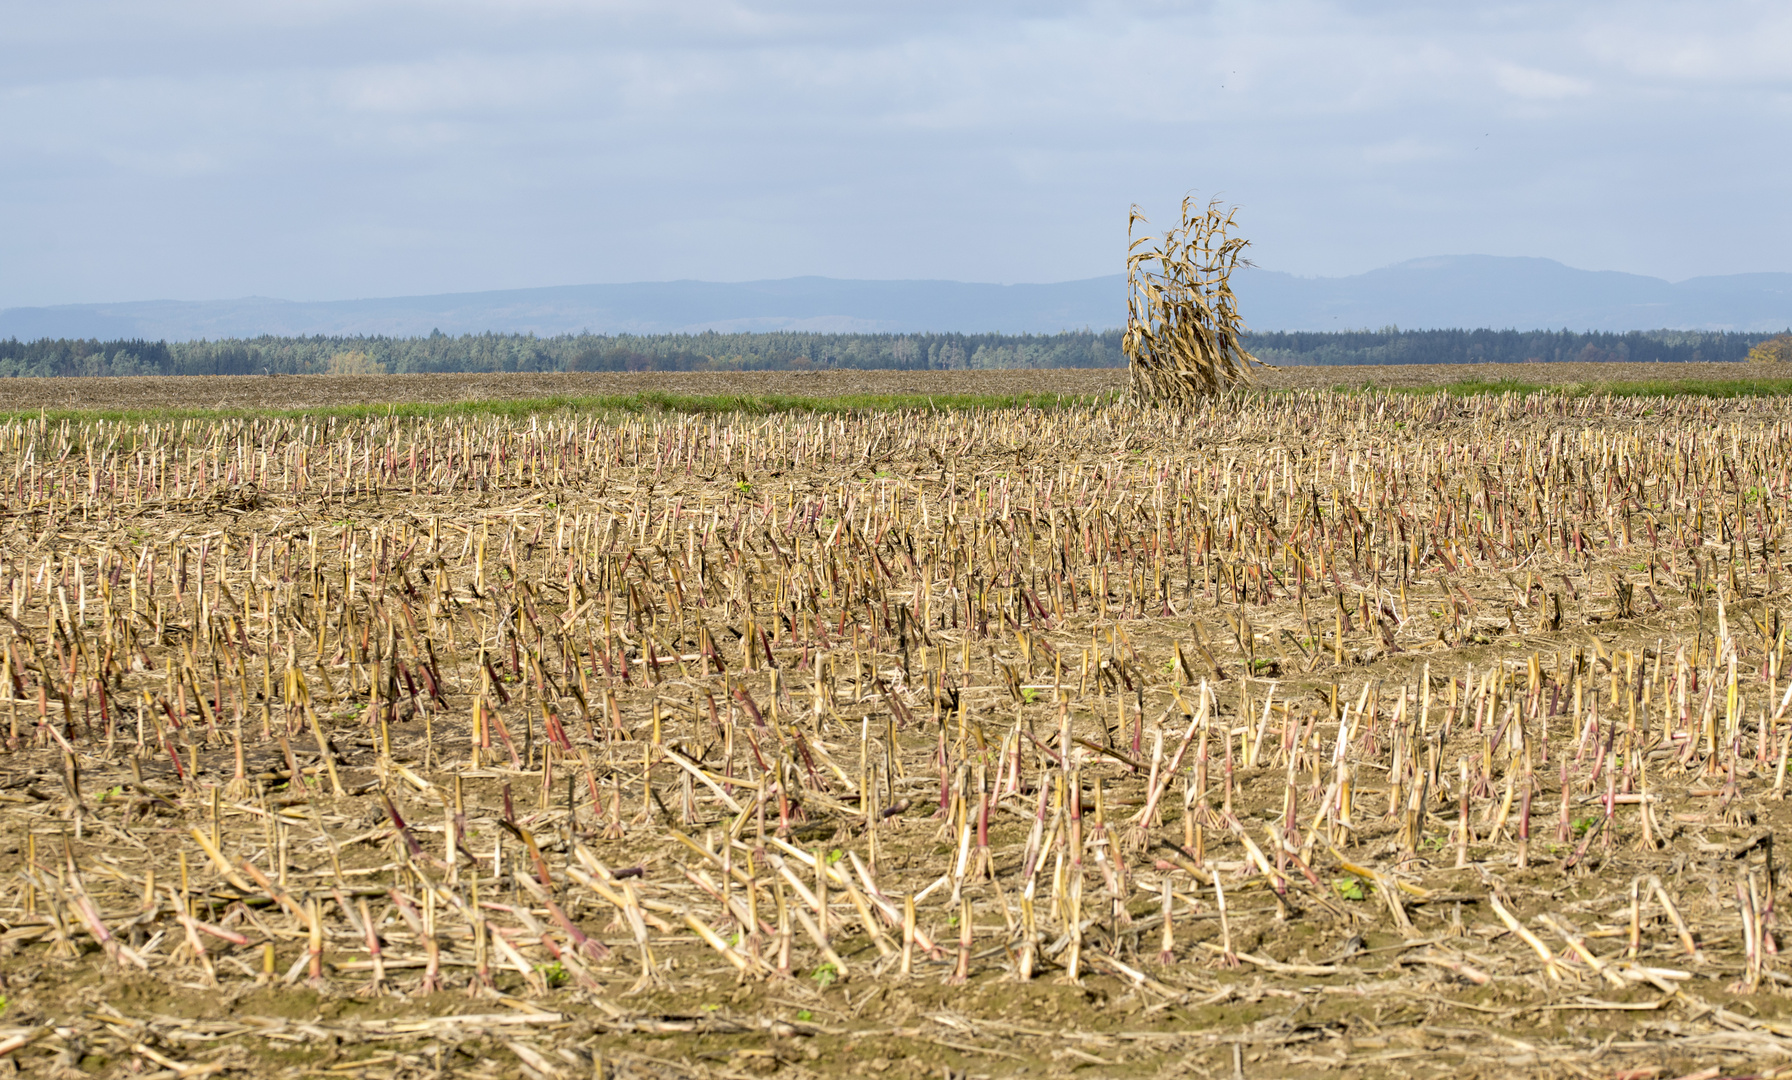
[0,277,1128,341]
[1,258,1786,340]
[1241,257,1791,332]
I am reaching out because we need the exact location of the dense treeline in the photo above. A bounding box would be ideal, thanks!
[0,330,1123,378]
[0,326,1783,377]
[1247,327,1785,366]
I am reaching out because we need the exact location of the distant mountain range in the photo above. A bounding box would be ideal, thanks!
[2,256,1787,340]
[0,278,1118,340]
[1246,256,1791,334]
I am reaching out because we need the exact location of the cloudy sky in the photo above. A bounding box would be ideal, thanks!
[3,0,1788,306]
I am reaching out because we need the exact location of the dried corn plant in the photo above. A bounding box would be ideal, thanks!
[1123,196,1259,404]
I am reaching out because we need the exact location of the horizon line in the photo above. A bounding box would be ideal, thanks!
[9,255,1792,311]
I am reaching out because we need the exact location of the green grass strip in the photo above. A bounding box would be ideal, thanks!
[1336,377,1792,399]
[0,389,1121,424]
[10,375,1789,424]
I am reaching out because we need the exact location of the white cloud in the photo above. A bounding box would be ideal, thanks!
[1492,63,1593,101]
[328,56,593,116]
[1590,5,1792,84]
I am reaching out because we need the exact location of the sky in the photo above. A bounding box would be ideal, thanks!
[2,0,1789,307]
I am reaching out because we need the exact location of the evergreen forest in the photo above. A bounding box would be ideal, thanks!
[0,326,1781,378]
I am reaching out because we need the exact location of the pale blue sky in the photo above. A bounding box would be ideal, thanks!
[3,0,1787,306]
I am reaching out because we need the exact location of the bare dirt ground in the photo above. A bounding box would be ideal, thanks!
[3,385,1792,1079]
[2,361,1789,413]
[1257,360,1792,391]
[0,369,1129,413]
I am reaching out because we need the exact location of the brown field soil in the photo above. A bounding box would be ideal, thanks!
[2,360,1791,413]
[4,387,1792,1078]
[0,369,1131,413]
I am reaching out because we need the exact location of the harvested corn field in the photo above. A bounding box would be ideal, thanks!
[7,387,1792,1078]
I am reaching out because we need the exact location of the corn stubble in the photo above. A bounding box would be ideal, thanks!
[4,389,1792,1076]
